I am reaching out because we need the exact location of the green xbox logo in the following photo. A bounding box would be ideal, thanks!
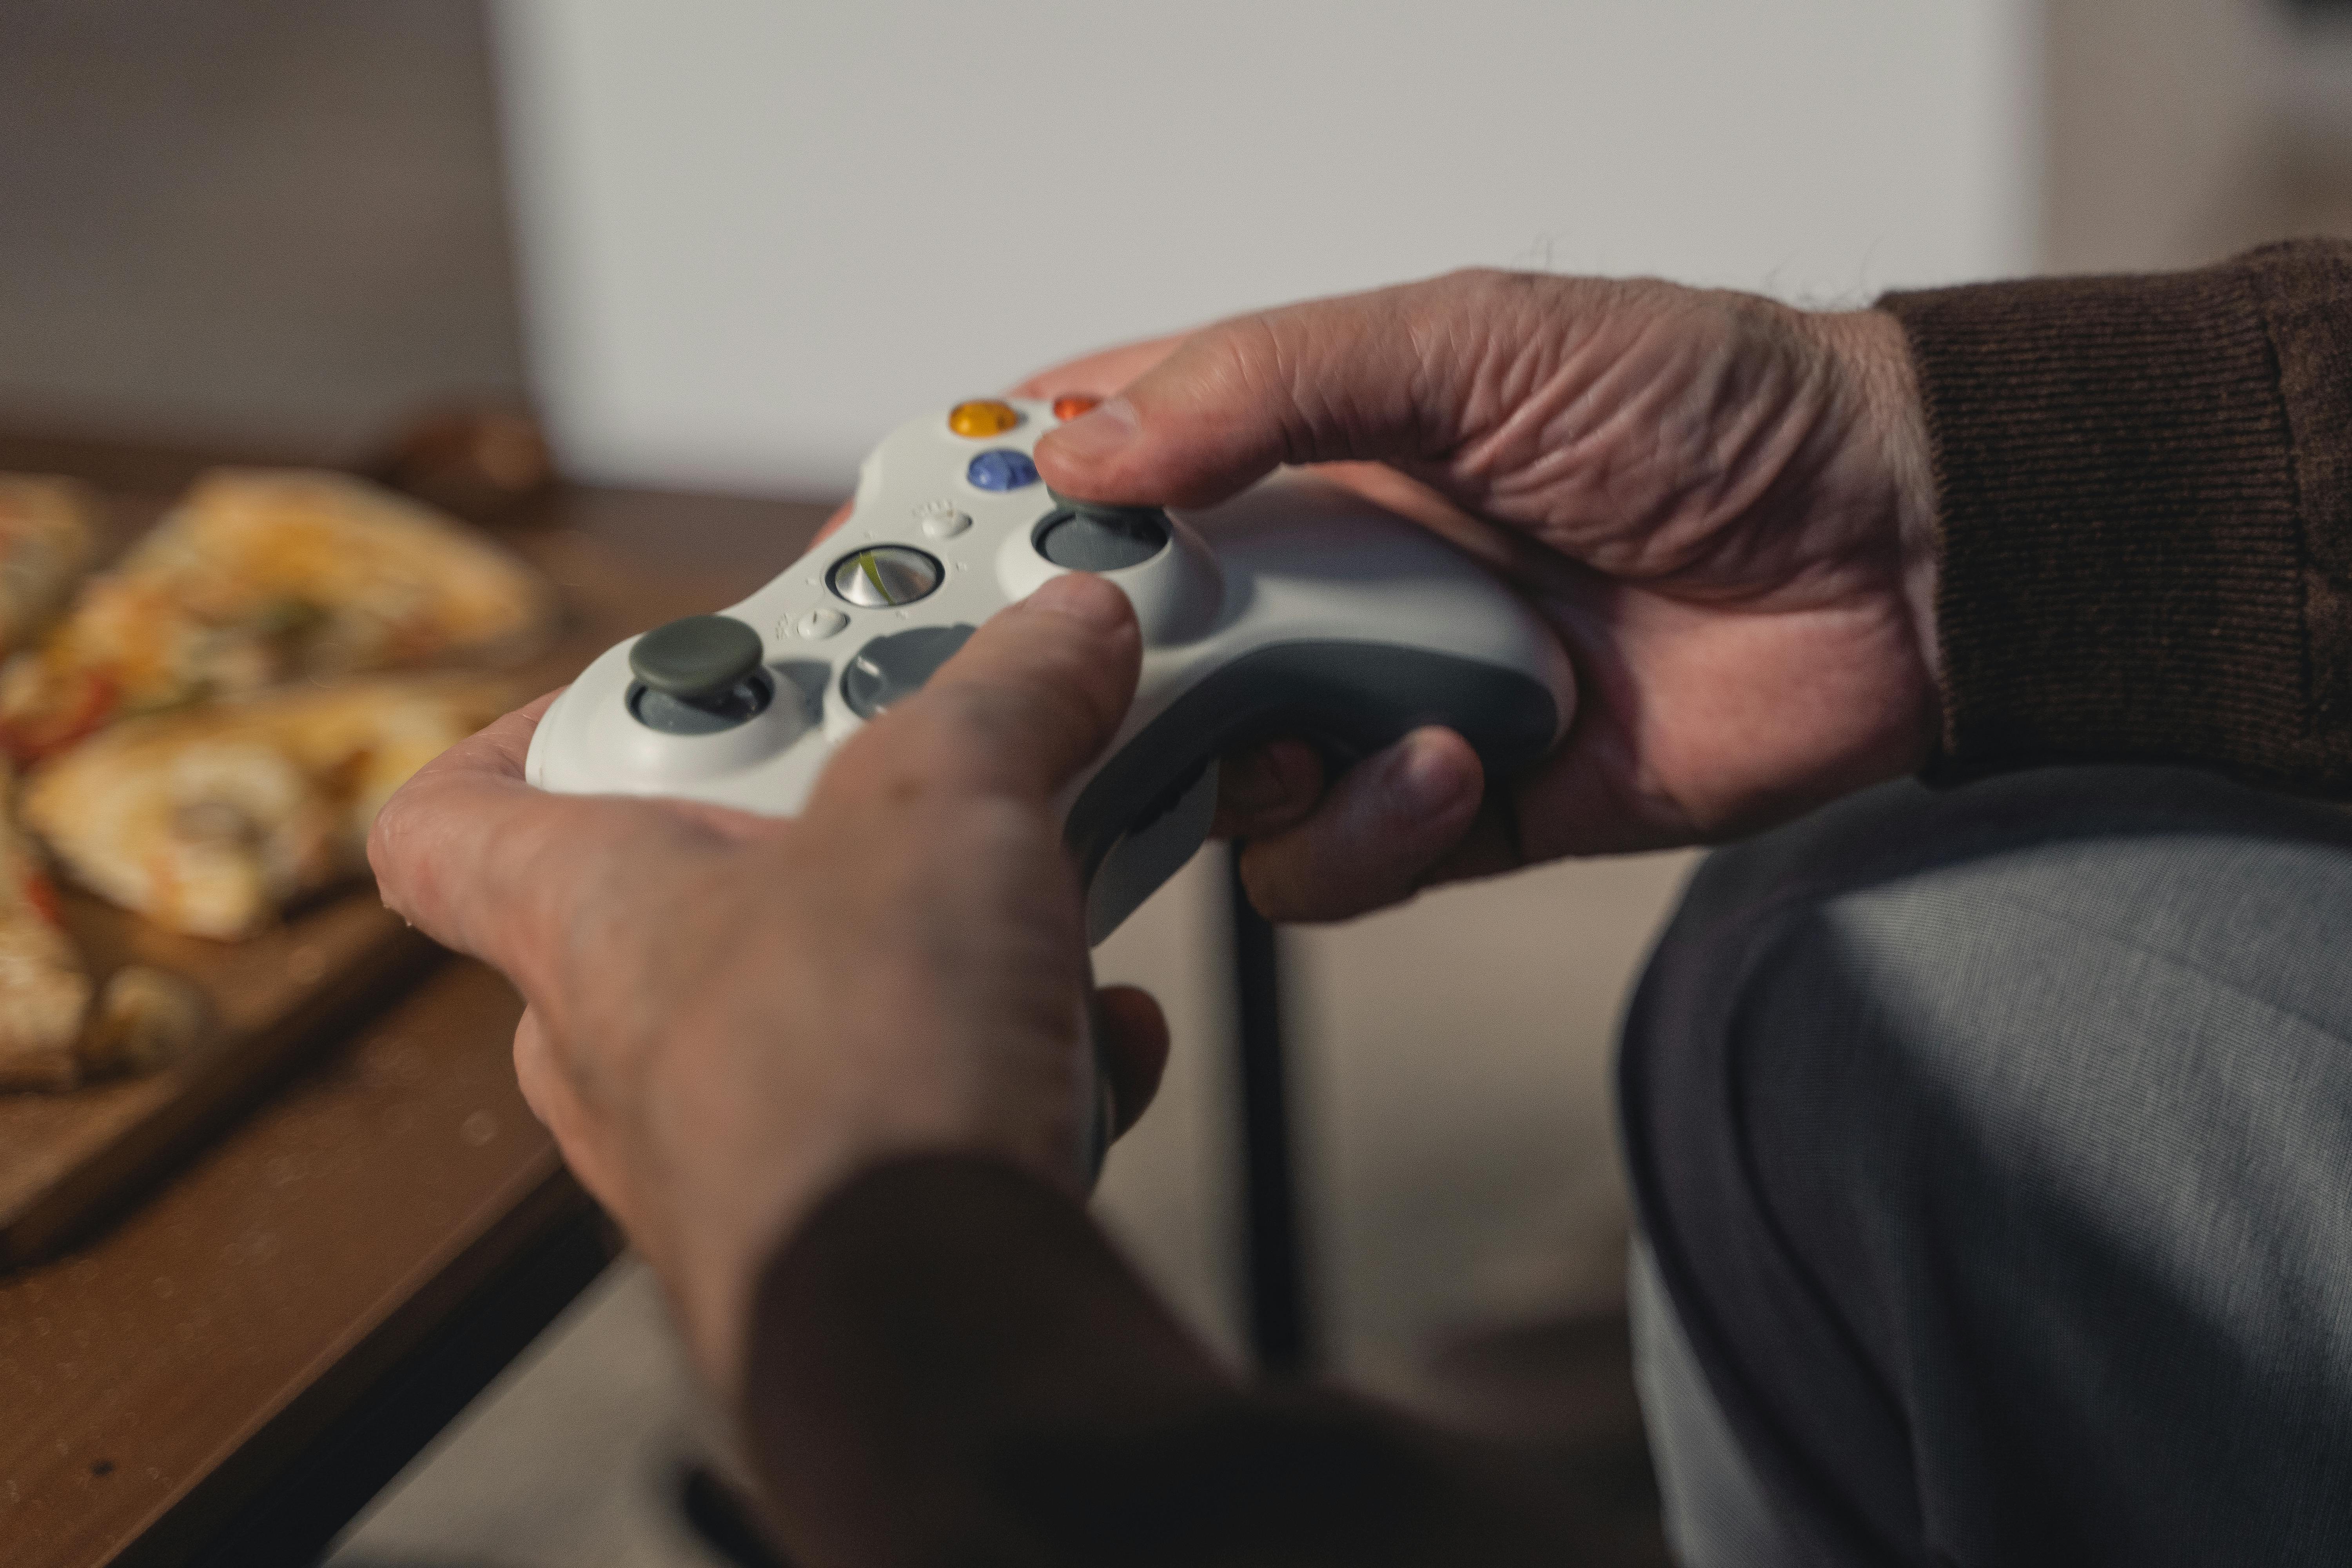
[829,545,941,608]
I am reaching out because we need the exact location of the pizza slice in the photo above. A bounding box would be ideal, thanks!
[0,474,98,657]
[0,468,552,760]
[0,754,207,1091]
[0,776,94,1089]
[21,675,514,940]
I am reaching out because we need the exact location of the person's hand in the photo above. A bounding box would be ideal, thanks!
[1017,270,1940,920]
[366,573,1169,1395]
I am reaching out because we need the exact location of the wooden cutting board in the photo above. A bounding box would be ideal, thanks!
[0,512,757,1265]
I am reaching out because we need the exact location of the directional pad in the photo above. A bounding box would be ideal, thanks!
[840,624,977,720]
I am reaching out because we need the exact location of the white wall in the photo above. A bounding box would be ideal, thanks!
[496,0,2038,494]
[2043,0,2275,272]
[492,0,2042,1371]
[2042,0,2352,276]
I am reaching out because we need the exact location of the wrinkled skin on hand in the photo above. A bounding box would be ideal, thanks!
[1000,271,1940,920]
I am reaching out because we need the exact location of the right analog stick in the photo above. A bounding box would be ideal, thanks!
[1035,500,1169,572]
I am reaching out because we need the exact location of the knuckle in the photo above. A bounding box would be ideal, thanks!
[912,682,1011,766]
[1206,314,1298,422]
[939,668,1106,768]
[1433,265,1526,302]
[835,689,1003,803]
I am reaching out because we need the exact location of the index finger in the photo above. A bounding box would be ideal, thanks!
[1010,332,1187,401]
[367,691,587,967]
[1034,281,1464,510]
[366,689,766,1004]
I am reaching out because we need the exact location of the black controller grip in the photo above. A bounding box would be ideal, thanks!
[1063,641,1564,917]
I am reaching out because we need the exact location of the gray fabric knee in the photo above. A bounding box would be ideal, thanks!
[1621,766,2352,1567]
[1629,1232,1810,1568]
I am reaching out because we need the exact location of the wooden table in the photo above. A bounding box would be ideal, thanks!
[0,430,828,1568]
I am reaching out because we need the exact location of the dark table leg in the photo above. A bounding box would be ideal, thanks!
[1226,848,1315,1376]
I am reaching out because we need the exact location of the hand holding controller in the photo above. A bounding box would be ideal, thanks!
[525,397,1577,942]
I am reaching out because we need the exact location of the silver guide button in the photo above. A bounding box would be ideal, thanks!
[829,545,943,608]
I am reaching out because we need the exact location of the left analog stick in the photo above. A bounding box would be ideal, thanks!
[629,614,770,734]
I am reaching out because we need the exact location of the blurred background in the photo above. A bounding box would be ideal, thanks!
[4,2,2348,1563]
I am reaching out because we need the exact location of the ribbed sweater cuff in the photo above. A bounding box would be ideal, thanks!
[1883,240,2352,789]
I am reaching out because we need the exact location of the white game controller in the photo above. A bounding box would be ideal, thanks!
[526,397,1577,944]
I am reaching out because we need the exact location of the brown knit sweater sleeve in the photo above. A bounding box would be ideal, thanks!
[1881,239,2352,788]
